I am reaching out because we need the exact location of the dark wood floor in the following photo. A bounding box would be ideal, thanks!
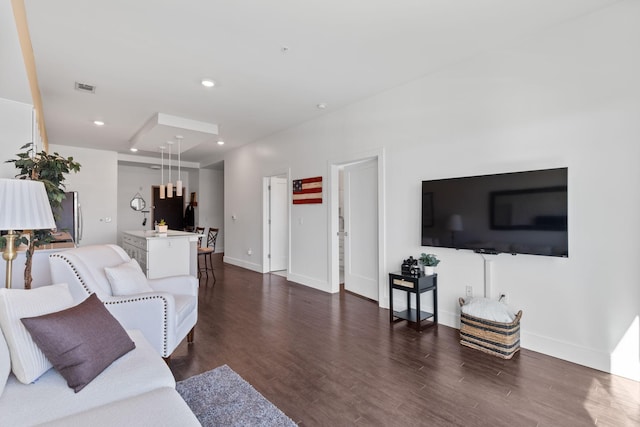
[169,255,639,426]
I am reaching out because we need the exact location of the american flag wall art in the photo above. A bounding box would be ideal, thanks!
[292,176,322,204]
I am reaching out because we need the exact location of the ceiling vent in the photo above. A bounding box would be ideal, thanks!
[74,82,96,93]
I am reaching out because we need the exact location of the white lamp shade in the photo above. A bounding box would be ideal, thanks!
[167,182,173,198]
[447,214,463,232]
[0,179,56,231]
[159,184,166,200]
[176,180,182,197]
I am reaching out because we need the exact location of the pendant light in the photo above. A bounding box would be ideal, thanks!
[159,146,166,199]
[166,141,173,198]
[176,135,183,197]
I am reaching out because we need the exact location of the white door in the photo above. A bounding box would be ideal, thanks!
[269,176,288,271]
[344,159,378,300]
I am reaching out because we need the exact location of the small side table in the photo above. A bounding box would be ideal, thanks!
[389,271,438,331]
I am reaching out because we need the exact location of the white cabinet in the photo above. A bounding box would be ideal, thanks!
[122,230,199,279]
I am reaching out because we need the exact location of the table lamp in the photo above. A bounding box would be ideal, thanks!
[0,179,56,288]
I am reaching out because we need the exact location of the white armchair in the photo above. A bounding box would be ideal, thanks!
[48,244,198,358]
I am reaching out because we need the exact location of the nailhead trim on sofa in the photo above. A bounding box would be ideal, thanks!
[50,253,170,356]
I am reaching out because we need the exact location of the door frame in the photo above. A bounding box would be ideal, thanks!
[262,170,291,274]
[328,148,387,307]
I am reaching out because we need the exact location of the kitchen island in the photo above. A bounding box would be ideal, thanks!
[122,230,200,278]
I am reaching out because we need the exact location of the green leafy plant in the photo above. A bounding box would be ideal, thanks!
[4,143,81,288]
[419,253,440,267]
[158,219,167,226]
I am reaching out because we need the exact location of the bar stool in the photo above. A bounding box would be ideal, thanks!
[197,227,218,282]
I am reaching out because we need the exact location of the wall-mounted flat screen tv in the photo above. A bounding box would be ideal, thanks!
[421,167,568,257]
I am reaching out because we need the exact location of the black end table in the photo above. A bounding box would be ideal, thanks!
[389,271,438,331]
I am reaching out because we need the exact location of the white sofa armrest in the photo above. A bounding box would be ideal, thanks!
[102,293,176,358]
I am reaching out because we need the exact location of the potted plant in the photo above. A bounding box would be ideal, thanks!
[419,253,440,275]
[156,219,168,234]
[4,143,81,289]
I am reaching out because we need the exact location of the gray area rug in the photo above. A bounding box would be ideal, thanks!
[176,365,297,426]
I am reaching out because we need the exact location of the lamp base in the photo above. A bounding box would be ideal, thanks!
[2,230,18,289]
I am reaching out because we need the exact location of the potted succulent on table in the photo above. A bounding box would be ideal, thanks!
[419,253,440,275]
[156,219,168,234]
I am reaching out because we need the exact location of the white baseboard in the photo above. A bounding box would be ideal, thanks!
[221,257,332,292]
[223,256,262,273]
[437,309,639,382]
[437,308,461,330]
[286,272,333,293]
[521,331,639,382]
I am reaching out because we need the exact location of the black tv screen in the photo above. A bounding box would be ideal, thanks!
[421,168,568,257]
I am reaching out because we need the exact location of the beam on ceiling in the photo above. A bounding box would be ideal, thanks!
[11,0,47,151]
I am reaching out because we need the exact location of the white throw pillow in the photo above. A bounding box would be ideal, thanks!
[0,328,10,395]
[461,297,516,323]
[105,259,154,296]
[0,283,75,384]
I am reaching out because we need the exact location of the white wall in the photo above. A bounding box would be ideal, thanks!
[49,144,118,246]
[0,98,33,178]
[117,164,158,239]
[222,2,640,381]
[197,168,225,252]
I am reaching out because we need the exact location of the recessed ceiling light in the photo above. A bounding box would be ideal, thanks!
[129,148,138,152]
[316,103,327,109]
[217,139,225,145]
[93,120,105,126]
[201,79,215,88]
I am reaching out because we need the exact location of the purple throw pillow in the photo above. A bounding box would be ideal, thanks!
[21,293,135,392]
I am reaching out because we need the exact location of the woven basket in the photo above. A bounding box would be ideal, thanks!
[458,298,522,359]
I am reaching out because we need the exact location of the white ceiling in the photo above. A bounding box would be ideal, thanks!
[6,0,620,167]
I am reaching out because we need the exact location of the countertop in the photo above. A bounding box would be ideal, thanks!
[123,230,200,240]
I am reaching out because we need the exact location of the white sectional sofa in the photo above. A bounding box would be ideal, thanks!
[0,281,200,427]
[0,329,200,426]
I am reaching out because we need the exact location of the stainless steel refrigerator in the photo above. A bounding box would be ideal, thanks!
[52,191,82,245]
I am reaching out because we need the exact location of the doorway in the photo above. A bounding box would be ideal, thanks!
[330,150,385,305]
[263,174,289,274]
